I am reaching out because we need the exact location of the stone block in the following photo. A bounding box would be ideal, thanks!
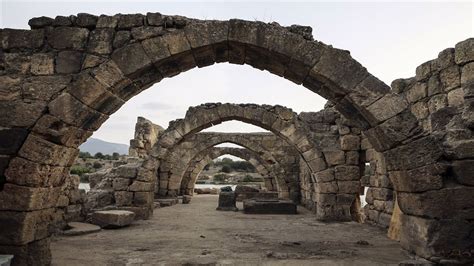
[112,178,130,191]
[384,136,443,171]
[30,53,54,75]
[398,186,474,219]
[113,30,131,48]
[131,26,164,40]
[447,87,464,107]
[340,135,360,151]
[48,92,108,131]
[315,181,337,193]
[451,160,474,186]
[314,168,334,183]
[146,12,163,26]
[0,184,61,211]
[437,48,456,69]
[87,28,114,54]
[5,157,66,187]
[323,150,345,166]
[461,61,474,85]
[334,165,360,181]
[111,42,152,77]
[1,29,44,49]
[405,82,427,103]
[117,14,144,29]
[96,15,118,28]
[415,60,433,81]
[454,38,474,64]
[18,134,78,166]
[243,199,297,214]
[216,191,238,211]
[345,151,359,165]
[133,192,153,206]
[62,222,101,236]
[91,210,135,228]
[128,181,153,192]
[55,51,83,74]
[76,13,98,28]
[367,93,408,122]
[0,238,52,266]
[48,27,89,50]
[337,180,360,194]
[439,65,460,91]
[410,101,429,120]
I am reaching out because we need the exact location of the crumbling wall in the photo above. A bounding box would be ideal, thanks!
[129,117,164,158]
[298,106,364,219]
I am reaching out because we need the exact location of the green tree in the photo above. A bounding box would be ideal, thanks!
[93,162,102,169]
[221,165,231,173]
[79,151,92,159]
[213,174,226,182]
[94,152,105,159]
[112,152,120,160]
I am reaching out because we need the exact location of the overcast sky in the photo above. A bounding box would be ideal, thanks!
[2,1,473,145]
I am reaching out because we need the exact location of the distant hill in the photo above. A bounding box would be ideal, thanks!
[79,138,129,155]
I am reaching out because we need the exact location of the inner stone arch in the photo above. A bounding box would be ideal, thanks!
[182,146,278,195]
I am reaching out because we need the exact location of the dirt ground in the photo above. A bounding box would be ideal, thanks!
[52,195,411,265]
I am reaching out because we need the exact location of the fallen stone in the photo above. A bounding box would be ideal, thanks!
[155,198,178,207]
[62,222,101,236]
[91,210,135,229]
[216,191,238,211]
[243,199,297,214]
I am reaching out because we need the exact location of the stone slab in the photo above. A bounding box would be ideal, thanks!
[91,210,135,228]
[236,192,278,202]
[155,198,178,207]
[216,192,238,211]
[62,222,101,236]
[243,199,297,214]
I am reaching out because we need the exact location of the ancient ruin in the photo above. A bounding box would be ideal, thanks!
[0,11,473,265]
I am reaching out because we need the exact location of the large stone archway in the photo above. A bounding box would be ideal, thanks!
[0,12,472,264]
[161,132,297,198]
[181,147,279,195]
[154,129,299,200]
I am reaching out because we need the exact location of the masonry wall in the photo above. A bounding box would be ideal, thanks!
[298,106,364,219]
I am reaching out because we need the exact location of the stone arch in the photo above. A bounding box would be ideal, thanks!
[157,131,296,199]
[0,12,470,263]
[182,147,279,195]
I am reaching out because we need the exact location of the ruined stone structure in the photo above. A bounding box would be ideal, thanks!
[157,130,301,200]
[129,117,164,158]
[181,146,282,196]
[0,11,472,265]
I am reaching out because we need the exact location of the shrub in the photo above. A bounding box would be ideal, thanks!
[213,174,226,182]
[242,175,254,182]
[94,152,105,159]
[221,165,231,173]
[112,152,120,160]
[92,162,102,169]
[79,151,92,159]
[70,165,91,177]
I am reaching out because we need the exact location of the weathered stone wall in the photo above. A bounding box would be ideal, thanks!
[129,117,164,158]
[298,106,364,218]
[83,157,153,220]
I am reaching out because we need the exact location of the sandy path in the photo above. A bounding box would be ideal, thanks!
[51,195,410,265]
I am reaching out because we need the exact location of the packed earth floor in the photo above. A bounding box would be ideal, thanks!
[51,195,411,265]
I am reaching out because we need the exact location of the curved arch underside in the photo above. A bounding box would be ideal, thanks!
[181,147,279,196]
